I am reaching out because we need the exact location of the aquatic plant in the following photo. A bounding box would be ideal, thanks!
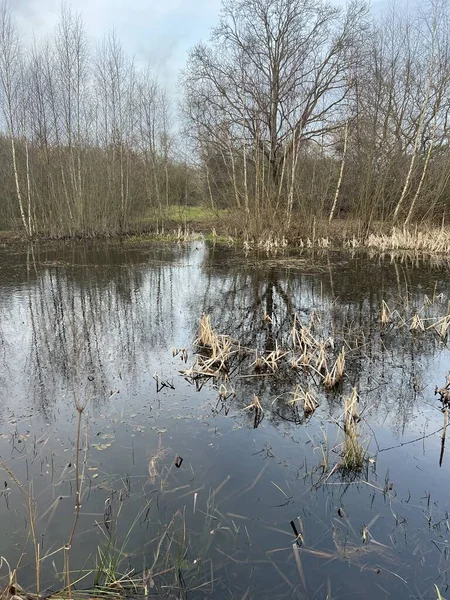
[243,394,264,427]
[341,388,367,474]
[380,300,393,325]
[289,384,319,417]
[410,312,425,331]
[323,347,345,389]
[366,227,450,255]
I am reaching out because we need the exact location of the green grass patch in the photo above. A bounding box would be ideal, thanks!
[141,205,228,225]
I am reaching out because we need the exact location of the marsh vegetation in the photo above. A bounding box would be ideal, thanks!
[0,0,450,245]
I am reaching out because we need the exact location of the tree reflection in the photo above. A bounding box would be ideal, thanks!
[0,242,448,431]
[196,245,450,432]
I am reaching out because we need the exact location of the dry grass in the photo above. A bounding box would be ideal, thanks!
[380,295,450,340]
[315,342,328,374]
[429,314,450,339]
[294,236,332,249]
[289,384,319,416]
[251,342,287,373]
[341,388,367,473]
[243,394,264,427]
[196,314,221,354]
[183,314,351,419]
[244,233,288,253]
[243,394,262,412]
[380,300,393,325]
[324,347,345,389]
[289,313,334,376]
[366,226,450,255]
[175,226,203,242]
[410,313,425,332]
[182,314,238,381]
[344,235,361,249]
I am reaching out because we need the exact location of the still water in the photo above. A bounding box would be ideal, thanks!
[0,241,450,599]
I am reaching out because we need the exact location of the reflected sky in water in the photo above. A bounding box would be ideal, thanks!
[0,241,450,599]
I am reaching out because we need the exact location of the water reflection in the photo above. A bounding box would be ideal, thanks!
[0,241,449,598]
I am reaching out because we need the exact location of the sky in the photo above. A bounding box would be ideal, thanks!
[12,0,223,91]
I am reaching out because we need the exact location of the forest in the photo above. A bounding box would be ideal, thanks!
[0,0,450,239]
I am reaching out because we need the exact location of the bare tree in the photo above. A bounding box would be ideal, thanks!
[0,3,29,236]
[184,0,368,222]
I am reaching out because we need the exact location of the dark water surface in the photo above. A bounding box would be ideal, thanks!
[1,241,450,599]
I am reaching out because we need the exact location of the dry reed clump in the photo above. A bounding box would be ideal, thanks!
[344,235,361,249]
[243,394,262,412]
[196,314,236,364]
[289,313,347,390]
[429,314,450,339]
[323,347,345,389]
[182,313,351,421]
[175,226,203,242]
[243,394,264,427]
[366,226,450,254]
[196,314,220,352]
[243,233,288,254]
[380,295,450,339]
[181,314,239,383]
[424,292,445,306]
[410,313,425,332]
[289,384,319,416]
[257,234,288,252]
[296,236,331,248]
[341,388,367,474]
[218,383,236,400]
[380,300,393,325]
[251,342,287,373]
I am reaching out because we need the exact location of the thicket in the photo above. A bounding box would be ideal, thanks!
[1,0,450,238]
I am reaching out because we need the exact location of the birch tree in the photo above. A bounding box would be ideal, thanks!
[0,4,29,236]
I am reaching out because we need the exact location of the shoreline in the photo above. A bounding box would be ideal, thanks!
[1,220,450,260]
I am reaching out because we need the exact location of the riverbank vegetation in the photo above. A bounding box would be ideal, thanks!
[0,0,450,244]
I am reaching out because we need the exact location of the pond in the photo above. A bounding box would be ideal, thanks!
[0,240,450,600]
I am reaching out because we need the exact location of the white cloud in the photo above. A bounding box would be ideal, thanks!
[12,0,222,88]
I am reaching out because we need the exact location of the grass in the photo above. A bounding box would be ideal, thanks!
[124,227,203,245]
[379,295,450,340]
[0,419,232,600]
[323,347,346,389]
[366,226,450,254]
[138,205,229,233]
[93,498,154,590]
[289,384,319,416]
[181,314,241,384]
[5,203,450,259]
[341,388,367,474]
